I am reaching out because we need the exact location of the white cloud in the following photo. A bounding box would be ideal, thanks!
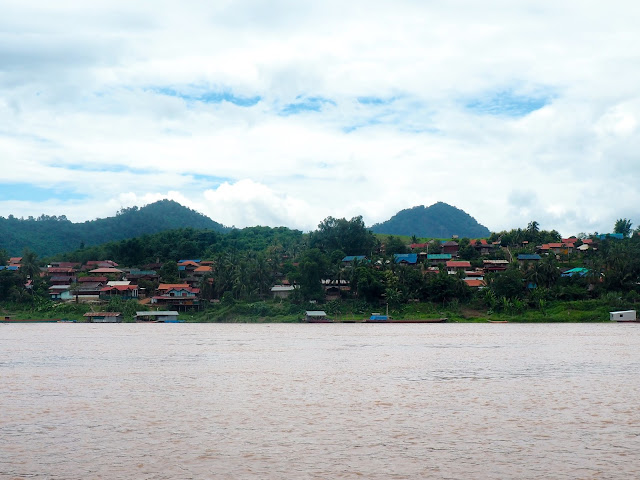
[1,1,640,237]
[202,179,313,230]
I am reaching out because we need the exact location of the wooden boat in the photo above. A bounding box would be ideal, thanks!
[0,317,61,323]
[391,318,447,323]
[487,320,509,323]
[365,314,447,323]
[365,314,391,323]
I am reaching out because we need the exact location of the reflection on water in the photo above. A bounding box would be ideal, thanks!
[1,323,639,479]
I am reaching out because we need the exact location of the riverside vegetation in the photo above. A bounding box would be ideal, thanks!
[1,216,639,323]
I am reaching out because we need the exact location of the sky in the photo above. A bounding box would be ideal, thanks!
[1,0,639,237]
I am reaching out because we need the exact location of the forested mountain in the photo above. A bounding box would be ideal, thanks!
[370,202,491,238]
[0,200,228,257]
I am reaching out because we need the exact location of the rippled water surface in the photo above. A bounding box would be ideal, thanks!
[1,323,639,479]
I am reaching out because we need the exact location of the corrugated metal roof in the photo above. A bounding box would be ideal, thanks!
[342,255,367,262]
[394,253,418,264]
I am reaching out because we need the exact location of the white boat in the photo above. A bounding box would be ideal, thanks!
[609,310,637,322]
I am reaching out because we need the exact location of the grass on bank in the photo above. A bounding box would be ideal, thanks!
[0,296,629,323]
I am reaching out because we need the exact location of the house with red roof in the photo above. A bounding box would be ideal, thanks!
[463,279,486,289]
[100,284,139,300]
[469,239,494,256]
[446,260,471,274]
[152,284,201,309]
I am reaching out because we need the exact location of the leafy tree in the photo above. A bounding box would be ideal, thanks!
[297,248,329,301]
[353,265,385,303]
[486,268,525,300]
[384,235,408,255]
[0,270,21,300]
[614,218,633,238]
[425,269,470,303]
[309,216,377,255]
[159,261,180,283]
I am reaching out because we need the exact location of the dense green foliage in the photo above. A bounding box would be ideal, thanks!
[0,200,228,257]
[2,213,640,323]
[488,221,562,246]
[309,216,378,255]
[370,202,491,238]
[54,226,304,267]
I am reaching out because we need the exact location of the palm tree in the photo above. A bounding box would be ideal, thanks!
[20,248,41,283]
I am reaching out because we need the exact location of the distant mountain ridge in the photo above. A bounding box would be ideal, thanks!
[370,202,491,238]
[0,200,228,257]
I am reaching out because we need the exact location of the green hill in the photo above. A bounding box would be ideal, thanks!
[0,200,228,257]
[370,202,491,238]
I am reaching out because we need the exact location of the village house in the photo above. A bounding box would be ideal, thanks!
[47,266,76,278]
[394,253,419,266]
[75,284,104,302]
[271,284,297,299]
[135,311,180,322]
[470,239,494,256]
[152,283,201,310]
[88,267,124,278]
[125,269,159,284]
[49,275,74,286]
[178,260,201,273]
[518,253,541,266]
[538,242,574,256]
[321,279,350,300]
[441,241,459,256]
[483,259,509,273]
[463,279,486,289]
[83,312,123,323]
[464,270,485,281]
[99,284,139,300]
[427,254,452,266]
[341,255,367,267]
[446,260,471,275]
[49,285,72,301]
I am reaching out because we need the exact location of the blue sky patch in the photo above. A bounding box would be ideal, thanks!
[65,164,148,175]
[152,87,261,107]
[188,174,231,186]
[0,184,87,202]
[356,96,397,106]
[465,90,552,117]
[280,96,336,116]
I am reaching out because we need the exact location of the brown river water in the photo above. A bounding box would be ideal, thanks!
[1,323,639,479]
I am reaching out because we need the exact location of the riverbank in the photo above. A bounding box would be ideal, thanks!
[1,298,628,323]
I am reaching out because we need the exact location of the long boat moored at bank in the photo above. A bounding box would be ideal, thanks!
[1,316,60,323]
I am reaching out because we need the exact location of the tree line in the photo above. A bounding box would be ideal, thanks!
[2,216,640,316]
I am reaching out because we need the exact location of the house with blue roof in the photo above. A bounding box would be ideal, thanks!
[561,267,589,277]
[517,253,541,266]
[393,253,418,265]
[427,253,451,265]
[596,233,624,240]
[341,255,368,266]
